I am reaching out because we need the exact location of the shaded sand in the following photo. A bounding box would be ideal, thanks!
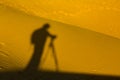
[0,70,120,80]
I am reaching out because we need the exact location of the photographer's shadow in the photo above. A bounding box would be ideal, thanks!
[25,23,58,73]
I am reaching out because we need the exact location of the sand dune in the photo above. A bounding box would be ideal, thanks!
[0,4,120,76]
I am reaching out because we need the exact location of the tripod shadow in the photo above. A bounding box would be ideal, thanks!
[25,23,58,73]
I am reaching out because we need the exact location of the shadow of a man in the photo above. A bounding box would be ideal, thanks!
[25,23,56,72]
